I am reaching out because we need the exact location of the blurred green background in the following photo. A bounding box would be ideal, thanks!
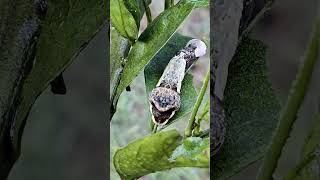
[110,1,210,180]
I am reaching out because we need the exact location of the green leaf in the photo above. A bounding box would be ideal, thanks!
[113,0,205,106]
[111,0,138,40]
[213,38,280,179]
[124,0,152,27]
[169,137,209,164]
[110,27,131,99]
[144,34,197,129]
[182,0,209,7]
[113,130,209,180]
[11,0,107,150]
[284,114,320,180]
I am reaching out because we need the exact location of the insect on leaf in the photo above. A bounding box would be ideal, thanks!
[213,38,280,179]
[111,0,138,40]
[112,0,207,106]
[144,34,197,129]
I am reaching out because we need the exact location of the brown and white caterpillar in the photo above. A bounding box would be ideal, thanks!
[148,39,207,126]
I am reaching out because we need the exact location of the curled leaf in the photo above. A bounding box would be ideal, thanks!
[113,130,209,179]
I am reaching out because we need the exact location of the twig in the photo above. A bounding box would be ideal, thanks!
[165,0,174,10]
[143,0,152,24]
[283,149,320,180]
[193,100,209,136]
[150,118,155,132]
[284,114,320,179]
[185,68,210,137]
[199,129,210,138]
[256,18,320,180]
[198,99,210,121]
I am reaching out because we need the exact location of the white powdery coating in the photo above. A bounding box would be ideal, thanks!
[186,39,207,57]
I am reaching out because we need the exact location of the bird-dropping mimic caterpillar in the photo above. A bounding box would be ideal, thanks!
[148,39,207,125]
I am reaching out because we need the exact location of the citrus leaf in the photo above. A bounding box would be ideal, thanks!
[113,130,209,179]
[111,0,138,40]
[183,0,209,7]
[0,1,43,176]
[110,27,131,99]
[124,0,152,27]
[169,136,209,164]
[213,38,281,179]
[11,0,107,150]
[144,34,197,129]
[113,0,207,106]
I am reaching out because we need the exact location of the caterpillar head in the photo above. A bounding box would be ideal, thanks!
[149,87,181,125]
[186,39,207,57]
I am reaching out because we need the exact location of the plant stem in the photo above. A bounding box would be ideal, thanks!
[283,150,319,180]
[165,0,174,10]
[194,100,209,135]
[199,129,210,138]
[198,100,210,121]
[152,124,158,134]
[185,68,210,137]
[143,0,152,24]
[150,118,155,132]
[284,114,320,180]
[256,19,320,180]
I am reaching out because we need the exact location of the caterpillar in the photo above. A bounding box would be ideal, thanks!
[148,39,207,126]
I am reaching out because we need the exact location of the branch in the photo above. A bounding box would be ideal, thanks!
[185,68,210,137]
[283,149,320,180]
[193,99,209,136]
[165,0,174,10]
[143,0,152,24]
